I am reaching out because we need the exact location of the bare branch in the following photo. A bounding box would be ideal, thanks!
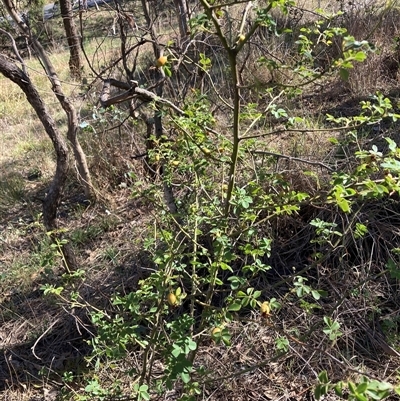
[99,79,186,116]
[0,28,27,75]
[251,150,335,171]
[240,124,363,141]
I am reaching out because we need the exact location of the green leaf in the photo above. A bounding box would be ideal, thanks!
[269,298,281,310]
[318,370,329,384]
[370,381,393,391]
[331,321,341,330]
[386,138,397,152]
[349,381,357,394]
[138,384,150,401]
[171,345,183,358]
[187,339,197,351]
[356,382,368,393]
[366,380,392,399]
[219,262,233,271]
[381,159,400,172]
[337,197,351,213]
[215,278,224,285]
[228,303,242,311]
[227,276,245,290]
[141,393,150,401]
[354,51,367,62]
[334,382,343,397]
[221,328,231,346]
[275,336,289,351]
[354,223,368,239]
[314,385,322,400]
[164,66,172,77]
[240,296,250,307]
[181,372,191,383]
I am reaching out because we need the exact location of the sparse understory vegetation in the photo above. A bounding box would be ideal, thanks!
[1,0,400,400]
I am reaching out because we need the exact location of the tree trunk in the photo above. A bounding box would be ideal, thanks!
[59,0,82,79]
[0,54,78,271]
[1,0,94,200]
[172,0,189,43]
[137,0,179,216]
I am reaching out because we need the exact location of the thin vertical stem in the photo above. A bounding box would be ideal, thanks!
[224,50,241,217]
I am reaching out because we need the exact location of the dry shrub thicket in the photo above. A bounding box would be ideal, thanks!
[1,0,400,400]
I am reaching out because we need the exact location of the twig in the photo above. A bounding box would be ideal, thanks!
[238,2,252,36]
[31,318,60,360]
[0,28,27,75]
[251,150,334,171]
[99,78,186,116]
[240,124,362,141]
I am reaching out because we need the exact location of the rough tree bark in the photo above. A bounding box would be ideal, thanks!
[59,0,83,79]
[1,0,94,200]
[135,0,179,215]
[172,0,190,43]
[0,54,78,271]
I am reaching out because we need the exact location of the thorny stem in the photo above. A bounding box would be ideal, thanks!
[224,50,241,217]
[198,0,268,216]
[199,0,241,216]
[139,232,186,384]
[189,174,201,336]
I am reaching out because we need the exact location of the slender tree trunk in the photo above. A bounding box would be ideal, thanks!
[154,75,178,216]
[172,0,189,42]
[1,0,94,200]
[140,0,158,55]
[139,0,179,215]
[0,54,78,271]
[59,0,82,79]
